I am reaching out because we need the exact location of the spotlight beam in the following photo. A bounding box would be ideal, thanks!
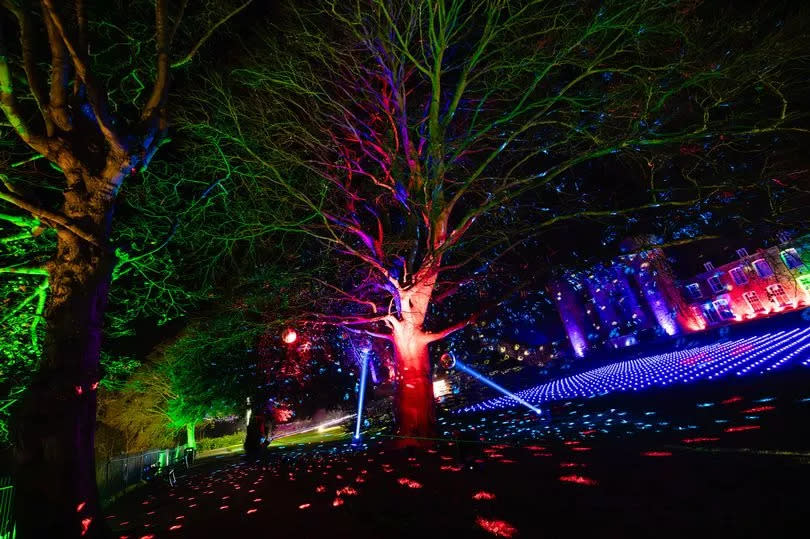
[354,348,370,439]
[454,360,542,415]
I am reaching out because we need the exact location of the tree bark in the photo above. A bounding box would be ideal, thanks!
[13,182,114,538]
[391,323,435,446]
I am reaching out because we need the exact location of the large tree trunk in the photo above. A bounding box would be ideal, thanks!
[392,323,436,446]
[13,188,114,538]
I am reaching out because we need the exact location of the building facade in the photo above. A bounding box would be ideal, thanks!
[681,234,810,329]
[550,247,701,358]
[551,233,810,358]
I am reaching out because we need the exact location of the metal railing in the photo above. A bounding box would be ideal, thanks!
[0,477,15,539]
[97,445,194,503]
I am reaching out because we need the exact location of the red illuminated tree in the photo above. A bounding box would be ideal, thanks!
[198,0,808,443]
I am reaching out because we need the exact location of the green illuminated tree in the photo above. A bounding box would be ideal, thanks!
[0,1,256,536]
[218,0,808,442]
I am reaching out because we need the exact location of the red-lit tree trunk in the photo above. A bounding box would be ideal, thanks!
[13,175,116,538]
[388,267,448,445]
[391,323,435,444]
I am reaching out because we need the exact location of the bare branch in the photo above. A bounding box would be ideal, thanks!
[170,0,253,69]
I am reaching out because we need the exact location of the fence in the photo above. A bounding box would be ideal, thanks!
[97,445,193,503]
[0,477,14,539]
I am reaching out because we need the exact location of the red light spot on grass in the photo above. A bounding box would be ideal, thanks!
[524,445,546,451]
[722,396,743,405]
[440,465,463,472]
[681,437,720,443]
[246,508,258,515]
[169,524,182,531]
[337,486,358,496]
[80,517,92,536]
[724,425,760,433]
[473,491,496,500]
[219,505,229,510]
[642,451,672,457]
[559,474,598,486]
[476,516,517,537]
[572,447,592,452]
[742,406,775,413]
[397,478,423,489]
[76,502,86,512]
[332,497,344,507]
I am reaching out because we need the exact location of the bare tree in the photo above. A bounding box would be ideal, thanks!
[219,0,809,444]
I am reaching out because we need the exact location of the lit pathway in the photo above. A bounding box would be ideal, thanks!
[460,324,810,413]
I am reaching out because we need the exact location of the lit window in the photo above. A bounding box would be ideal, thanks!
[752,259,773,278]
[743,291,765,312]
[780,248,804,270]
[767,284,790,306]
[686,283,702,299]
[701,303,721,324]
[707,275,725,293]
[712,297,735,320]
[729,267,748,285]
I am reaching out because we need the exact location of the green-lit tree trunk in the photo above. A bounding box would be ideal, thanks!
[186,422,197,449]
[12,168,118,538]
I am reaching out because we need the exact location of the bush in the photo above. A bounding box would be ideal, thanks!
[196,432,245,452]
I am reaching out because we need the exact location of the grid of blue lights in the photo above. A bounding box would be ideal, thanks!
[459,325,810,413]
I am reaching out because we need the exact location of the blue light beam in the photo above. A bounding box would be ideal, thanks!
[455,360,543,415]
[354,349,370,439]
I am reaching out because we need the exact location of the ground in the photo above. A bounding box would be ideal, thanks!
[106,330,810,539]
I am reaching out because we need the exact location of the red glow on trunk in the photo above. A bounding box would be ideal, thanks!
[392,329,436,444]
[80,517,92,535]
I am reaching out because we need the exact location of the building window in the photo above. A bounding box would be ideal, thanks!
[799,275,810,293]
[712,297,735,320]
[686,283,702,299]
[752,259,773,278]
[743,291,765,312]
[702,303,721,324]
[707,275,725,293]
[780,248,804,270]
[729,266,748,285]
[767,284,790,306]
